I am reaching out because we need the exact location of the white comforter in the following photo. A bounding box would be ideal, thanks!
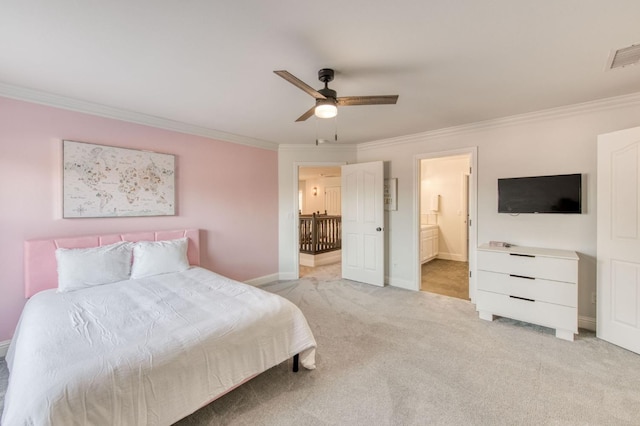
[2,267,316,426]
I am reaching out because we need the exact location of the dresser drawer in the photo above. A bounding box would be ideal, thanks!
[477,290,577,332]
[478,250,577,283]
[477,270,576,307]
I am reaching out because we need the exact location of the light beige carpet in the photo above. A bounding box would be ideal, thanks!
[2,265,640,425]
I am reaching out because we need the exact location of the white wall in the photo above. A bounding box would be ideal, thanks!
[355,93,640,324]
[278,145,356,279]
[277,93,640,324]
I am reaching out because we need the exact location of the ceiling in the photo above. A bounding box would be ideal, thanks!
[1,1,639,147]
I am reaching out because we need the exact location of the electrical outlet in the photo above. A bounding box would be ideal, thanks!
[591,292,597,304]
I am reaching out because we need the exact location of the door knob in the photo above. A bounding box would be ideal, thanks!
[376,227,382,232]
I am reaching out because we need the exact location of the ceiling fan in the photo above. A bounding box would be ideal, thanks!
[274,68,399,122]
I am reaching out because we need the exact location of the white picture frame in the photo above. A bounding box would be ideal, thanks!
[62,140,176,218]
[384,178,397,211]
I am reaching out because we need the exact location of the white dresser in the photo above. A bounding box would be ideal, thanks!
[476,244,578,341]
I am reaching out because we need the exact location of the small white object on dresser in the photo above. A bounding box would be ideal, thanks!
[476,243,579,341]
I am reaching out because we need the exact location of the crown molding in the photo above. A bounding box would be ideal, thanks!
[0,82,279,151]
[278,143,358,152]
[358,91,640,151]
[5,81,640,154]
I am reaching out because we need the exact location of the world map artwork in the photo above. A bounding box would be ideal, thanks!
[63,140,175,218]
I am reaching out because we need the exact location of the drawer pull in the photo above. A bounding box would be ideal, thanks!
[509,274,535,280]
[509,295,535,302]
[510,253,535,258]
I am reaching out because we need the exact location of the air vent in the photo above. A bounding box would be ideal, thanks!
[608,43,640,69]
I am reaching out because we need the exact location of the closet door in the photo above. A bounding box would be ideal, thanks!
[597,126,640,354]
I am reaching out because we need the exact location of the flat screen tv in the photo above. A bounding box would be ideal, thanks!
[498,173,582,214]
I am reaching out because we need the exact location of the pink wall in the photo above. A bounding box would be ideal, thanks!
[0,96,279,342]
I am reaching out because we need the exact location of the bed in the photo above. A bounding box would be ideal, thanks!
[1,229,316,425]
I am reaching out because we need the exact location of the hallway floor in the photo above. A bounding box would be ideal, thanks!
[421,259,469,300]
[299,262,341,279]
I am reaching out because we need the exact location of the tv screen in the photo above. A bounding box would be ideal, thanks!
[498,174,582,214]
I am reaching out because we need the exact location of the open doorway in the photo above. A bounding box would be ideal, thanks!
[298,166,342,278]
[419,154,472,300]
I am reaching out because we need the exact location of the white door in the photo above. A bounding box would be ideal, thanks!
[342,161,384,286]
[597,126,640,354]
[325,186,341,215]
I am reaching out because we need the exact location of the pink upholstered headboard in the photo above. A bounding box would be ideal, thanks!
[24,229,200,298]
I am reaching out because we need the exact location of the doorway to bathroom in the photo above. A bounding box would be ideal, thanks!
[418,151,475,301]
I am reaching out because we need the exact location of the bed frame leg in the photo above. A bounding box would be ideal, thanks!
[293,354,299,373]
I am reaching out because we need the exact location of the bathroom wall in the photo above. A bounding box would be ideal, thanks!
[421,155,470,261]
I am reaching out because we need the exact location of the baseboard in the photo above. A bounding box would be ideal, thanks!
[279,272,298,281]
[0,339,10,357]
[578,315,596,332]
[436,253,467,262]
[299,250,341,267]
[386,276,416,291]
[244,273,279,287]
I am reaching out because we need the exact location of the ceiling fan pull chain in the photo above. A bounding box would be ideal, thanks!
[334,115,338,142]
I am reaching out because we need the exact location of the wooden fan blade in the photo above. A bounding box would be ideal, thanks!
[337,95,399,106]
[295,106,316,122]
[274,70,326,100]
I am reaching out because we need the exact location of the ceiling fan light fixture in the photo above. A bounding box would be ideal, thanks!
[274,68,398,124]
[314,100,337,119]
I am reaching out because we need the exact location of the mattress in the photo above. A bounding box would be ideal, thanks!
[2,267,316,425]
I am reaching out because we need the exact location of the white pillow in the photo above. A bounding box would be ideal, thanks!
[131,237,190,279]
[56,241,134,292]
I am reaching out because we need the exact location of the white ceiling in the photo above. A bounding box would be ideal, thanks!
[1,1,639,146]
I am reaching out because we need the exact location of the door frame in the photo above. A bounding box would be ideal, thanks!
[462,172,470,262]
[292,161,346,279]
[413,147,478,301]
